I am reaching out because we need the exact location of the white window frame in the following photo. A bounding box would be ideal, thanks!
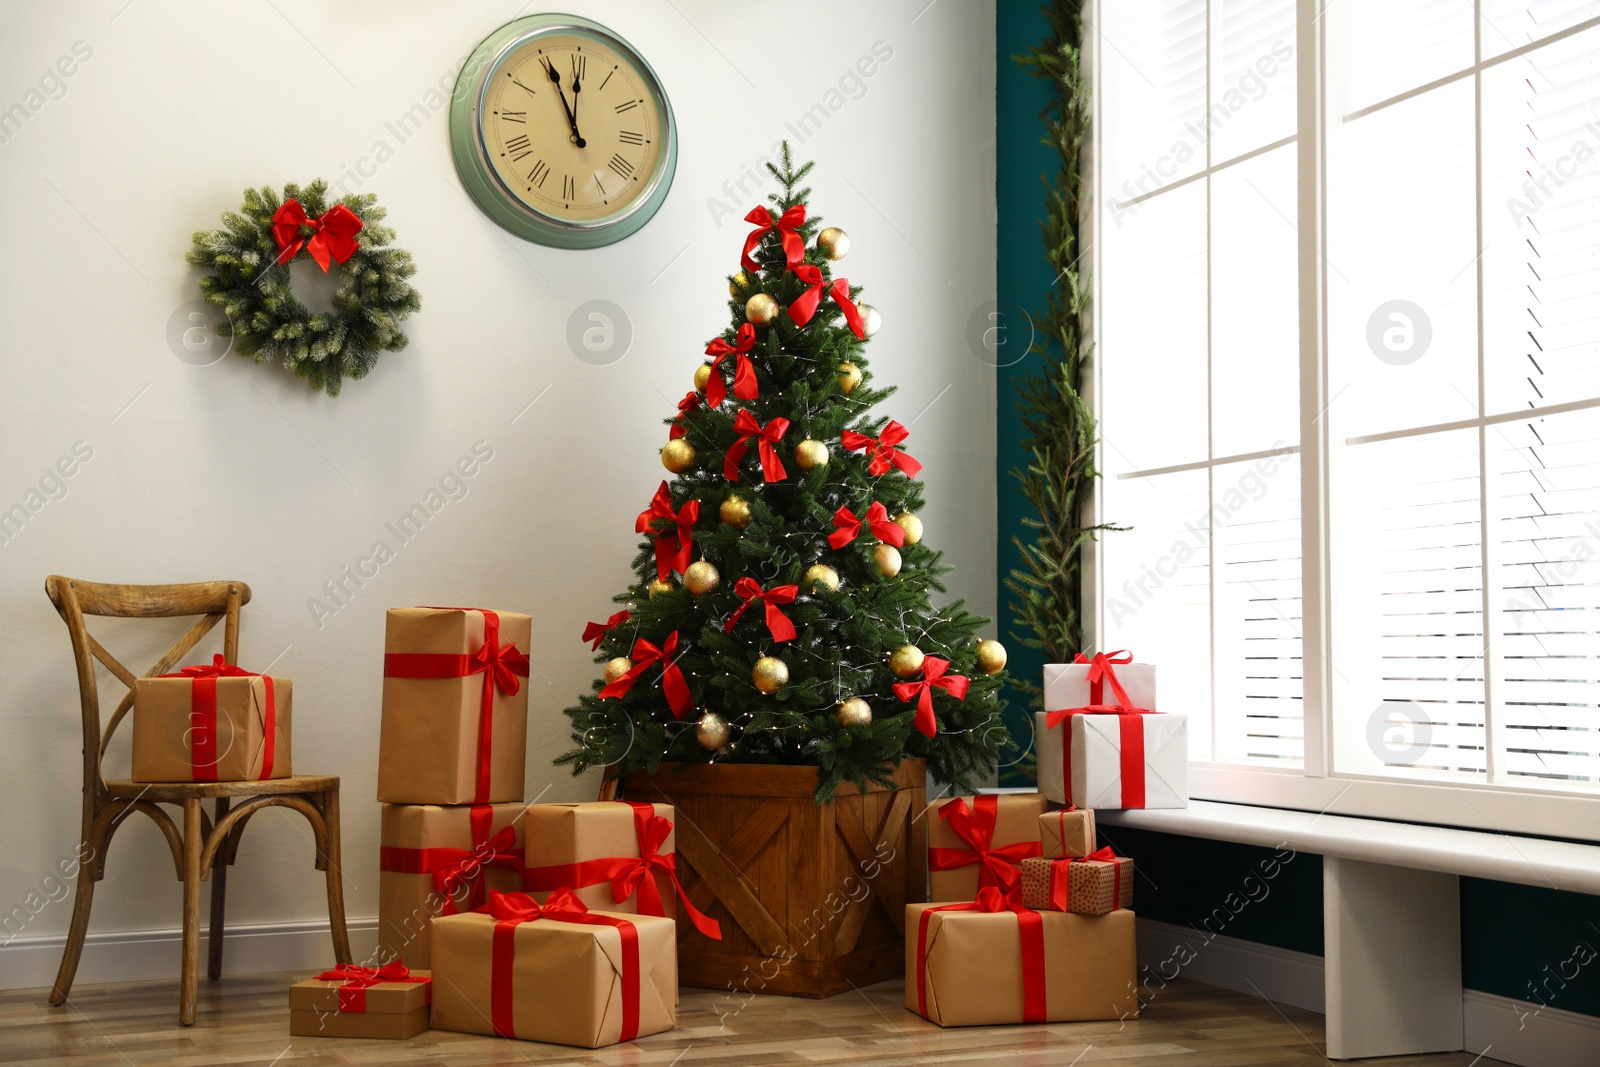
[1084,0,1600,842]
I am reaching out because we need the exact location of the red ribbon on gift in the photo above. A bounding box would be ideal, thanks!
[842,421,922,478]
[724,577,798,642]
[378,804,524,916]
[521,801,723,940]
[704,324,759,410]
[827,501,906,550]
[915,887,1046,1024]
[582,611,631,651]
[892,656,969,738]
[314,961,430,1014]
[1047,846,1122,912]
[1044,651,1156,808]
[478,889,641,1042]
[725,410,790,483]
[670,391,702,440]
[636,482,699,582]
[160,654,276,782]
[599,631,692,720]
[272,199,363,271]
[927,795,1042,893]
[381,609,529,804]
[787,265,866,338]
[741,204,806,272]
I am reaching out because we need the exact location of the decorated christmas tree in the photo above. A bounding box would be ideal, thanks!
[558,147,1011,802]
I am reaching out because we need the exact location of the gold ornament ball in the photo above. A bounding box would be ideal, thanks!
[817,226,850,260]
[603,657,633,685]
[836,696,873,729]
[858,303,882,338]
[661,438,696,474]
[837,362,862,395]
[803,563,840,593]
[888,644,925,679]
[976,639,1008,675]
[794,439,829,471]
[745,292,781,326]
[873,543,902,577]
[693,363,712,393]
[719,493,753,529]
[729,270,750,297]
[648,576,674,600]
[752,656,789,694]
[696,711,732,750]
[684,560,722,596]
[895,511,923,545]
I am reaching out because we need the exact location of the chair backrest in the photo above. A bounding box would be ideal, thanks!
[45,576,252,796]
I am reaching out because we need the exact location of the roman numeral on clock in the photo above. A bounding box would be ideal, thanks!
[527,159,549,187]
[618,130,644,145]
[614,99,639,114]
[500,110,526,123]
[570,53,587,80]
[562,174,576,200]
[607,154,635,180]
[505,134,532,161]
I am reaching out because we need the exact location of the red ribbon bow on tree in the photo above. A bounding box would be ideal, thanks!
[599,631,692,720]
[703,324,760,410]
[842,420,923,478]
[635,481,698,581]
[928,795,1042,893]
[915,886,1045,1024]
[828,501,906,550]
[314,961,429,1014]
[741,204,806,272]
[271,199,363,271]
[724,577,798,642]
[582,611,631,650]
[787,265,866,338]
[892,655,969,738]
[670,392,702,440]
[725,410,790,483]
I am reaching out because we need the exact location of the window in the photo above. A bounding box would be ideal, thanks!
[1092,0,1600,837]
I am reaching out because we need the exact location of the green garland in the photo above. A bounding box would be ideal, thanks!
[186,180,420,396]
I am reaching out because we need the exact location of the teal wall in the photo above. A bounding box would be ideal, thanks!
[994,3,1600,1021]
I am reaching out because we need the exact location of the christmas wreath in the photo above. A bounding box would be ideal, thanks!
[186,180,420,395]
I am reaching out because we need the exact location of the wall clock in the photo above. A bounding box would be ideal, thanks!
[450,14,677,249]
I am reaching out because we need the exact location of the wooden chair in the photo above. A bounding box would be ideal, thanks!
[44,576,351,1026]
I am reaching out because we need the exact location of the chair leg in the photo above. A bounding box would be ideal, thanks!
[47,843,98,1007]
[179,799,203,1027]
[206,797,230,981]
[320,788,352,965]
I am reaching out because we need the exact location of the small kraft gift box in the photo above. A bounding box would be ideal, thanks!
[521,801,720,938]
[1039,808,1097,859]
[906,888,1138,1025]
[1020,850,1135,915]
[289,963,431,1040]
[430,890,677,1048]
[927,794,1046,902]
[1037,651,1188,809]
[131,655,290,782]
[378,607,531,805]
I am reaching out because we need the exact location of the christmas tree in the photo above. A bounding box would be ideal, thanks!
[558,147,1011,802]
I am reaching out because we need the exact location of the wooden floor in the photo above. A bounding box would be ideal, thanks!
[3,973,1507,1066]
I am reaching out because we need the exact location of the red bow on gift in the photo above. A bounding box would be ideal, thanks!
[724,577,798,642]
[433,824,520,904]
[670,392,702,440]
[842,420,922,478]
[582,611,631,651]
[314,961,429,1014]
[725,410,790,483]
[787,265,866,338]
[741,204,806,272]
[379,803,523,917]
[635,481,698,582]
[915,886,1046,1024]
[892,655,969,738]
[928,795,1041,892]
[828,501,906,550]
[161,655,276,782]
[704,324,760,410]
[272,199,363,272]
[599,631,692,719]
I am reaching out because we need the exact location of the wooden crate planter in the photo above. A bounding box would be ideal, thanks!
[620,759,926,998]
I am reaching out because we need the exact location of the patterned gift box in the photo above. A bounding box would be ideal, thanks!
[1019,854,1134,914]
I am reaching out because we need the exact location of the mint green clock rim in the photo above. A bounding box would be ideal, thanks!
[449,13,677,250]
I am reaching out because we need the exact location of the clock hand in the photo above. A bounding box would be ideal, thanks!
[542,57,586,148]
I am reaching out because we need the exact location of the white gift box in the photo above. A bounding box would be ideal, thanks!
[1038,659,1187,809]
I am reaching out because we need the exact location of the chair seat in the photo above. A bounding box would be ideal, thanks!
[106,775,339,800]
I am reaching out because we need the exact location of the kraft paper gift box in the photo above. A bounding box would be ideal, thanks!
[927,794,1046,902]
[288,964,431,1040]
[378,607,531,805]
[377,802,526,969]
[1038,808,1097,859]
[1019,854,1135,914]
[520,801,720,939]
[430,891,677,1048]
[131,657,291,782]
[906,893,1138,1026]
[1038,653,1188,809]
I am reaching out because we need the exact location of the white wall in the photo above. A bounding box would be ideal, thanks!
[0,0,996,955]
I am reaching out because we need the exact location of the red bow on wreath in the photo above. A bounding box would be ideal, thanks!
[725,410,790,483]
[704,324,759,410]
[635,481,698,581]
[598,631,691,719]
[893,655,970,738]
[828,502,906,550]
[842,420,922,478]
[787,265,866,338]
[581,611,631,650]
[724,577,798,642]
[271,199,363,271]
[670,391,702,440]
[741,204,806,273]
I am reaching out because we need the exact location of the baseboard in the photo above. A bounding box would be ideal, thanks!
[1462,988,1600,1067]
[0,917,379,992]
